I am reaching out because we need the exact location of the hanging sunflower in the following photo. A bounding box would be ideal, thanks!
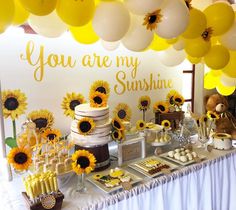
[207,111,219,120]
[7,147,32,171]
[173,93,185,106]
[161,120,171,129]
[111,129,124,142]
[27,109,54,132]
[2,89,27,120]
[166,90,178,106]
[143,9,162,31]
[153,101,169,113]
[136,120,146,131]
[138,96,151,111]
[61,92,86,119]
[201,27,213,41]
[90,80,110,96]
[113,103,132,121]
[90,91,107,108]
[72,149,96,174]
[41,128,62,143]
[111,117,125,130]
[77,117,95,135]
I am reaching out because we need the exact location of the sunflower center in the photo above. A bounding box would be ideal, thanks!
[4,97,19,110]
[47,134,56,140]
[158,105,165,112]
[141,100,148,107]
[118,110,126,119]
[14,152,28,164]
[114,120,121,129]
[96,87,106,94]
[94,96,102,104]
[77,156,90,169]
[70,100,81,111]
[210,114,216,119]
[140,123,144,127]
[113,131,119,139]
[79,121,92,133]
[148,15,157,24]
[33,118,48,130]
[175,98,181,103]
[164,123,169,127]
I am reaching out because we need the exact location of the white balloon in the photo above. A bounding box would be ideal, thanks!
[101,40,120,51]
[221,73,236,87]
[158,47,186,67]
[28,11,67,38]
[156,0,189,39]
[191,0,212,10]
[173,38,185,51]
[122,16,153,52]
[221,21,236,51]
[125,0,164,15]
[92,2,130,42]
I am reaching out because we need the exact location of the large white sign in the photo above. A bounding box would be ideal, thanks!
[0,29,189,136]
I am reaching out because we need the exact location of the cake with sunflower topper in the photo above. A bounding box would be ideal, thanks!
[70,80,112,171]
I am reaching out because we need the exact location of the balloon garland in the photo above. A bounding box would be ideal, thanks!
[0,0,236,95]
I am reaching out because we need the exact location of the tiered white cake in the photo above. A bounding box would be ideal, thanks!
[71,103,111,146]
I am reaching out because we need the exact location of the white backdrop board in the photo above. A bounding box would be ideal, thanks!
[0,29,189,136]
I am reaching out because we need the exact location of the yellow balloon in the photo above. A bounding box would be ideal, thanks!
[209,69,223,77]
[211,36,221,45]
[70,22,99,44]
[204,45,230,70]
[13,0,29,25]
[216,82,236,96]
[166,38,178,44]
[0,0,14,30]
[149,35,170,51]
[222,51,236,78]
[187,55,201,64]
[19,0,56,16]
[204,2,235,36]
[182,8,207,39]
[185,37,211,58]
[57,0,95,26]
[204,72,220,90]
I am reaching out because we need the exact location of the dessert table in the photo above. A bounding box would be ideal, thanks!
[1,145,236,210]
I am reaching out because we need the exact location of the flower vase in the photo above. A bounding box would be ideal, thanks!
[76,173,87,193]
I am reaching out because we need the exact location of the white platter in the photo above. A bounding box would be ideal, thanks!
[87,168,142,194]
[128,156,178,178]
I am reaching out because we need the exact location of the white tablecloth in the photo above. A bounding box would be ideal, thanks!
[1,149,236,210]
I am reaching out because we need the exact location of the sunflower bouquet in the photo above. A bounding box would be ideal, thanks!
[166,90,185,112]
[138,96,151,121]
[1,89,27,148]
[111,117,125,143]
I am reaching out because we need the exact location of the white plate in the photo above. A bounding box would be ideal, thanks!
[87,168,142,194]
[159,152,206,166]
[128,156,178,178]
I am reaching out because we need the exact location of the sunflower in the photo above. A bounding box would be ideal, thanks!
[143,9,162,31]
[201,27,213,41]
[136,120,146,131]
[138,96,151,111]
[61,92,86,118]
[1,89,27,120]
[161,120,171,129]
[153,101,169,113]
[111,129,124,142]
[173,93,185,106]
[7,147,32,171]
[166,90,178,106]
[185,0,192,9]
[207,111,219,120]
[90,80,110,96]
[113,103,131,121]
[77,117,95,135]
[90,91,107,108]
[200,114,208,123]
[71,149,96,174]
[111,117,125,130]
[41,128,62,143]
[27,109,54,131]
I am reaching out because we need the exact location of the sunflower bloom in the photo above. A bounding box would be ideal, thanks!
[111,129,124,142]
[61,92,86,118]
[77,117,95,135]
[90,91,107,108]
[113,103,132,121]
[143,9,162,31]
[161,120,171,129]
[2,89,27,120]
[7,147,32,171]
[111,117,125,131]
[72,150,96,174]
[153,101,169,113]
[207,111,219,120]
[136,120,146,131]
[173,93,185,106]
[138,96,151,111]
[27,109,54,132]
[41,128,62,143]
[166,90,178,106]
[90,80,110,96]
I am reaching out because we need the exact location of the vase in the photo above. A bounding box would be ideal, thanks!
[76,173,87,193]
[198,136,210,149]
